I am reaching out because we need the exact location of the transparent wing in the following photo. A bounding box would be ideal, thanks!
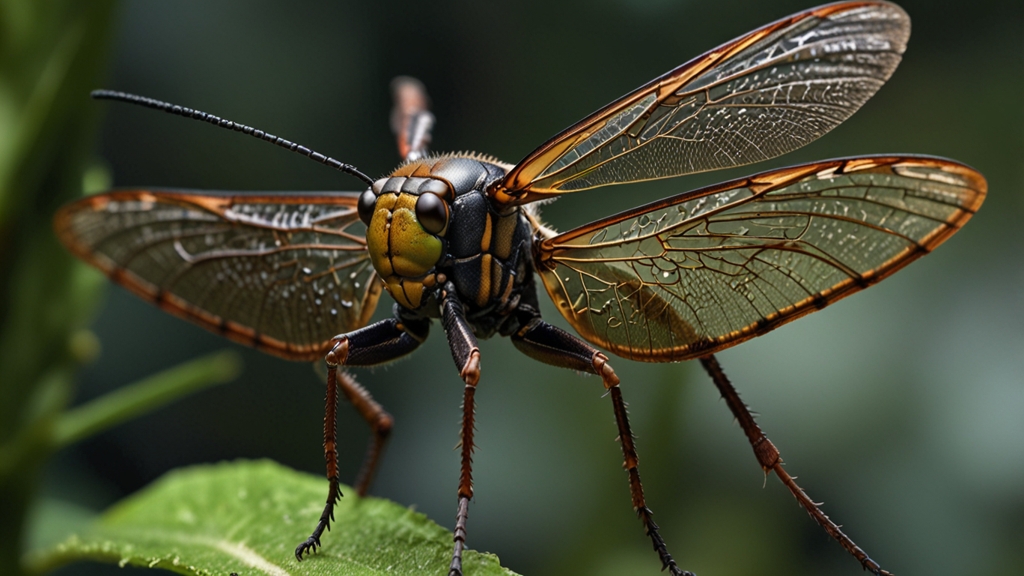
[55,190,382,361]
[536,156,986,362]
[495,1,910,204]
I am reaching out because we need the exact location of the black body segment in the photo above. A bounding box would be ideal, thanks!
[446,194,534,321]
[448,192,488,258]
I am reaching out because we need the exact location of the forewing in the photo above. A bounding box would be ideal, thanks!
[55,190,382,361]
[495,1,909,204]
[537,156,985,362]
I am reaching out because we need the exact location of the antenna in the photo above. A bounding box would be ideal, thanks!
[91,90,375,188]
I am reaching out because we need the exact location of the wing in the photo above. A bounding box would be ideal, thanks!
[536,156,986,362]
[493,1,910,205]
[55,190,382,361]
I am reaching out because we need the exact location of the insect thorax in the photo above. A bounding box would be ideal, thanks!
[366,154,536,337]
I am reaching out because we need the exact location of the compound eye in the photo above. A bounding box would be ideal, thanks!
[415,191,449,235]
[358,189,376,225]
[418,178,454,201]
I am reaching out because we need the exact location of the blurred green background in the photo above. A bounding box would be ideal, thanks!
[10,0,1024,574]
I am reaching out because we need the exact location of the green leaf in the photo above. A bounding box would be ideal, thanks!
[28,460,517,576]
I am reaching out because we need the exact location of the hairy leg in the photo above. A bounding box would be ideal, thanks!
[700,354,890,576]
[439,289,481,576]
[512,318,691,576]
[295,317,427,560]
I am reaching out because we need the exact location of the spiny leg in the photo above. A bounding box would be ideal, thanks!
[440,288,481,576]
[699,354,891,576]
[336,370,394,497]
[512,318,691,576]
[295,316,428,561]
[295,357,341,562]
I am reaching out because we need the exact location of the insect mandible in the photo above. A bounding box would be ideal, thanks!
[56,2,986,575]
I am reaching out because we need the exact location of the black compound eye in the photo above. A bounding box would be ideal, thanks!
[415,191,449,235]
[358,189,376,225]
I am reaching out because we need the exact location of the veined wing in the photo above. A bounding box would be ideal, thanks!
[494,1,909,204]
[536,156,985,362]
[55,190,382,361]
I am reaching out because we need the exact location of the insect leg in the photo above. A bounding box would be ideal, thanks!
[391,76,434,161]
[440,289,481,576]
[511,318,691,576]
[699,354,891,576]
[336,370,393,497]
[295,317,428,561]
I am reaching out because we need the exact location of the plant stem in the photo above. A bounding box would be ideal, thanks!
[54,352,242,448]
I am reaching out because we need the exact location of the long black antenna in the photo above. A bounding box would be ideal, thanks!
[91,90,375,188]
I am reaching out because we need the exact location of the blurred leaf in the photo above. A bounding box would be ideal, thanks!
[24,498,97,552]
[53,351,242,448]
[28,460,517,576]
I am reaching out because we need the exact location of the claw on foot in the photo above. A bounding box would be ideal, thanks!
[294,536,321,561]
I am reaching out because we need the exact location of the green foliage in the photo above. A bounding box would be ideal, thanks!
[29,460,517,576]
[0,2,120,573]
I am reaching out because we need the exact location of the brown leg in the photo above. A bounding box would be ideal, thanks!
[601,357,691,576]
[440,289,481,576]
[295,357,342,560]
[296,317,427,560]
[511,319,690,576]
[336,370,394,497]
[450,368,479,576]
[699,354,891,576]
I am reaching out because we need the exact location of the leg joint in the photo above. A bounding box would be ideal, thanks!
[593,352,620,388]
[326,336,349,366]
[375,412,394,438]
[753,435,781,470]
[460,349,481,387]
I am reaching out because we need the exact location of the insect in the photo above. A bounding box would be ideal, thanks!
[55,1,986,574]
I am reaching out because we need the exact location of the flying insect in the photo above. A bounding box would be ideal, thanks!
[56,2,986,575]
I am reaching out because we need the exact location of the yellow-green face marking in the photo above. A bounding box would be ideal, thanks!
[360,171,452,310]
